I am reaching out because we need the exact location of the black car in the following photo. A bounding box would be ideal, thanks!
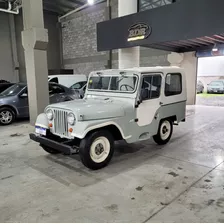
[0,83,15,93]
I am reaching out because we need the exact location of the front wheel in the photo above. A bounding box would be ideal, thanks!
[153,119,173,145]
[79,130,114,170]
[0,107,15,125]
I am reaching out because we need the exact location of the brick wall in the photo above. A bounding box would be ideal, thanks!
[62,2,109,75]
[62,0,170,75]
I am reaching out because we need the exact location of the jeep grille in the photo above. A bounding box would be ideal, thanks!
[53,109,69,137]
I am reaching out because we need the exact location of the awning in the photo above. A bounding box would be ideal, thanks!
[97,0,224,53]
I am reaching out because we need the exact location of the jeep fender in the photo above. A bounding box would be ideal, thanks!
[35,113,49,129]
[71,121,131,140]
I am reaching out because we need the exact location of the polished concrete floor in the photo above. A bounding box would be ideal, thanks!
[0,106,224,222]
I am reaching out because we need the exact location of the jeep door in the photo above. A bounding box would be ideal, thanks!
[137,73,163,126]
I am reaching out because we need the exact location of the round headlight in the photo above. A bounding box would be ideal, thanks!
[46,109,53,120]
[67,113,76,125]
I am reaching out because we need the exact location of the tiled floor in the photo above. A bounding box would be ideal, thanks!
[0,106,224,222]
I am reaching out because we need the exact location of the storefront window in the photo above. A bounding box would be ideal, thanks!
[138,0,175,12]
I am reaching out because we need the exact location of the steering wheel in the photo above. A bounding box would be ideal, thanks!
[120,84,134,91]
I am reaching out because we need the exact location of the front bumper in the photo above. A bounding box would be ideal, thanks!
[30,133,74,155]
[208,89,224,93]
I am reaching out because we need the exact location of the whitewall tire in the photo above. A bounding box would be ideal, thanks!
[79,130,114,170]
[153,119,173,145]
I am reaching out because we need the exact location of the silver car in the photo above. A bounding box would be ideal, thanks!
[207,80,224,94]
[197,80,204,94]
[0,83,80,125]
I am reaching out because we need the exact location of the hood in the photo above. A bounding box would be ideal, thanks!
[0,95,14,102]
[48,98,128,121]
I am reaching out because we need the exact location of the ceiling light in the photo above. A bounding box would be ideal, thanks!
[88,0,94,5]
[212,44,218,52]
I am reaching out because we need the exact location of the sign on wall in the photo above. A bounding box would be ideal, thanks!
[127,23,152,42]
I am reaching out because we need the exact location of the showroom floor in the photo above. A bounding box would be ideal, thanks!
[0,106,224,222]
[197,94,224,107]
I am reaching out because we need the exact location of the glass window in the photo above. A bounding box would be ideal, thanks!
[49,84,65,94]
[88,75,137,93]
[71,81,87,89]
[139,0,173,12]
[49,77,59,83]
[110,76,137,92]
[165,73,182,96]
[88,77,110,90]
[141,75,162,100]
[0,84,26,96]
[209,81,224,86]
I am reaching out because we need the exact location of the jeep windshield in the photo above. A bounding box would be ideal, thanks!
[88,73,138,93]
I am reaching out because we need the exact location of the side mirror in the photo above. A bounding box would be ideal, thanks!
[20,93,28,98]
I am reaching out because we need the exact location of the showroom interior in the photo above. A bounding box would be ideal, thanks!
[0,0,224,222]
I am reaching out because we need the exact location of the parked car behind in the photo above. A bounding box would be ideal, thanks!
[0,83,80,125]
[70,81,87,98]
[48,74,87,88]
[0,83,15,93]
[207,80,224,94]
[196,80,204,94]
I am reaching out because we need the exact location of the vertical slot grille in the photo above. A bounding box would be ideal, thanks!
[53,109,68,137]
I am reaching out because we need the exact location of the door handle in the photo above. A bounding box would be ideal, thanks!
[160,102,163,105]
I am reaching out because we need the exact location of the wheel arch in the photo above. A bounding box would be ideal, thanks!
[162,115,177,123]
[0,105,18,117]
[84,123,124,141]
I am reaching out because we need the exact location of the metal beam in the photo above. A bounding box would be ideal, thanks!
[205,36,224,43]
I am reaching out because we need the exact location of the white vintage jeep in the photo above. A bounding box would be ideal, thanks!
[30,67,187,170]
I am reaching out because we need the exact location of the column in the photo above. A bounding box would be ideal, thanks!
[118,0,140,69]
[22,0,49,124]
[9,14,19,83]
[168,52,197,105]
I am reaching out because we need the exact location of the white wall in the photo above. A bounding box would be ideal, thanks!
[198,56,224,77]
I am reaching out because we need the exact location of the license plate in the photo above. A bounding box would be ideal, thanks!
[214,90,218,92]
[35,126,47,136]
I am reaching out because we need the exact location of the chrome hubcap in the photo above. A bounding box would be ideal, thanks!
[90,137,110,163]
[95,143,104,155]
[0,111,13,124]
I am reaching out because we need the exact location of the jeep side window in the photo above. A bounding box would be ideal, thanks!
[141,75,162,100]
[165,73,182,96]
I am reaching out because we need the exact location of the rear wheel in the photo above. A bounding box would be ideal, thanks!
[153,119,173,145]
[79,130,114,170]
[0,107,15,125]
[41,145,60,154]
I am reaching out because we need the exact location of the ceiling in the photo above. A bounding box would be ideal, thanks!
[144,34,224,53]
[43,0,88,15]
[139,0,174,11]
[0,0,89,15]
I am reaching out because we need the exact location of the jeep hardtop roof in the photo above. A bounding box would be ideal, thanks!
[91,66,184,76]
